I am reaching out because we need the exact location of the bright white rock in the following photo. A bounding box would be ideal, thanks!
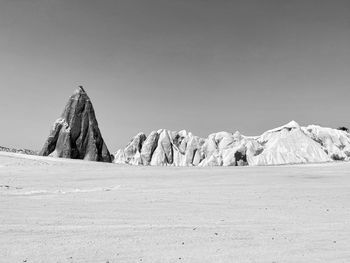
[302,125,350,161]
[113,121,350,166]
[250,123,331,165]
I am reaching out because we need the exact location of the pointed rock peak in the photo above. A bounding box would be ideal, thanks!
[264,120,301,134]
[40,87,111,162]
[72,86,87,97]
[285,120,300,129]
[72,86,88,97]
[77,85,85,93]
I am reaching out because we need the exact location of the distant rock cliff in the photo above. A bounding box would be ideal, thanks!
[40,87,111,162]
[0,146,37,156]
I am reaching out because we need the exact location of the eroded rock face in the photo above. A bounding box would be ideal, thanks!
[39,87,111,162]
[124,132,146,158]
[140,131,159,165]
[114,121,349,166]
[150,130,173,165]
[114,132,146,165]
[302,125,350,161]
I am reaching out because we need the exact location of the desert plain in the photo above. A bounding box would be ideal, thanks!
[1,151,349,263]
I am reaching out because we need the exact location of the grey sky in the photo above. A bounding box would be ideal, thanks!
[1,0,349,150]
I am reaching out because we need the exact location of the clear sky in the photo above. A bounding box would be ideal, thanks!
[1,0,350,151]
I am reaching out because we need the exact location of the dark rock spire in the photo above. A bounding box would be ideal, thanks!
[39,86,111,162]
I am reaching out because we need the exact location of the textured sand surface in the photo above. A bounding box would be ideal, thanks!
[1,152,350,263]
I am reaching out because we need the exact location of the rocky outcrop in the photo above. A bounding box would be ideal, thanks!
[0,146,37,156]
[113,121,350,166]
[150,130,174,166]
[113,128,248,167]
[302,125,350,161]
[39,87,111,162]
[114,132,146,165]
[248,121,330,165]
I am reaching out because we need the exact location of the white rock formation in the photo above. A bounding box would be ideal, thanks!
[249,121,331,165]
[113,132,146,165]
[302,125,350,161]
[113,121,350,166]
[140,131,159,165]
[150,130,174,166]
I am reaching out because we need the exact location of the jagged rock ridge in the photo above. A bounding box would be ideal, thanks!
[114,121,350,166]
[40,87,111,162]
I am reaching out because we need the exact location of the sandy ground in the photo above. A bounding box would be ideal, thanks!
[0,152,350,263]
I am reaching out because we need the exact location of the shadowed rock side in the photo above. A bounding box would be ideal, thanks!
[113,121,350,166]
[40,87,111,162]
